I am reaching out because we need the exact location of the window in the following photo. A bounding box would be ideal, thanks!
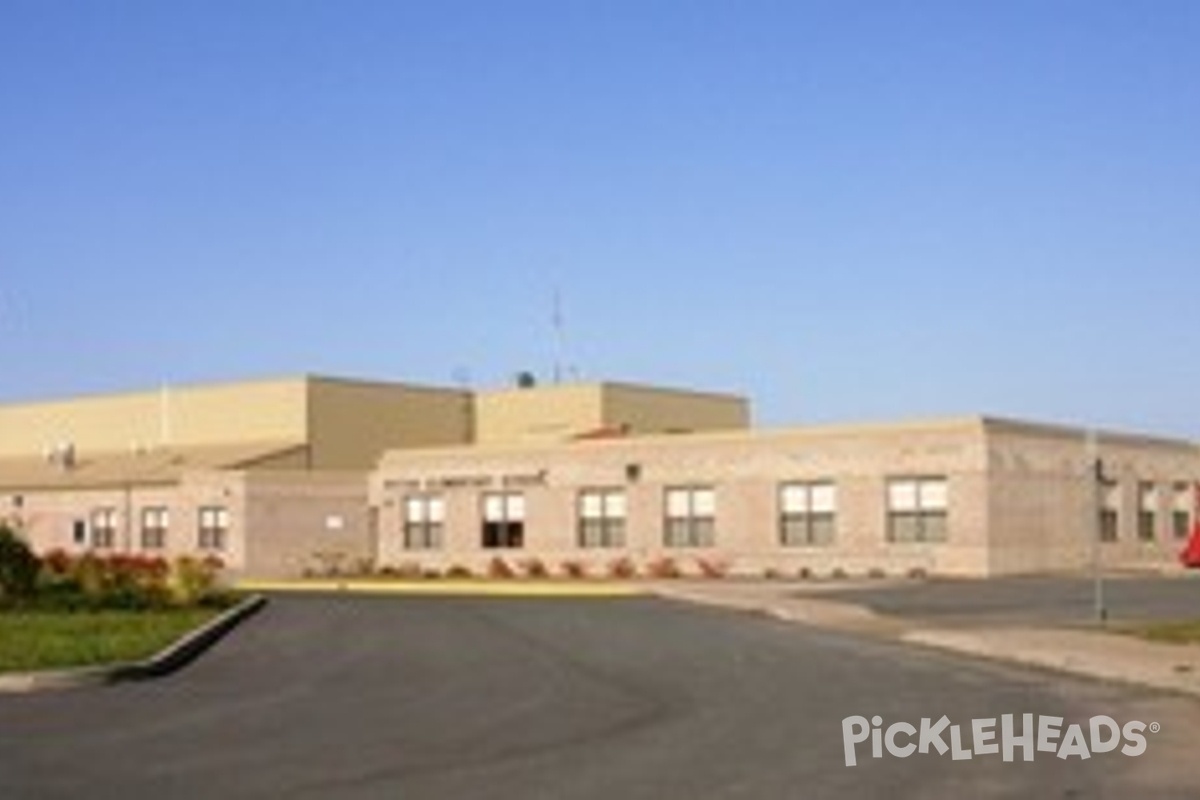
[779,482,837,546]
[887,478,948,543]
[72,519,87,546]
[1137,483,1158,542]
[1099,481,1120,543]
[91,507,118,549]
[1174,483,1193,540]
[663,486,716,548]
[578,489,627,548]
[482,493,524,549]
[403,495,445,550]
[198,506,229,551]
[141,507,169,550]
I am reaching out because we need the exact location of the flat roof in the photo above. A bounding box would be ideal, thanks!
[0,441,306,491]
[379,413,1200,465]
[0,373,466,409]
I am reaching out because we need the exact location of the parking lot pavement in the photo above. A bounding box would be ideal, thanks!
[818,574,1200,627]
[653,576,1200,701]
[3,593,1200,798]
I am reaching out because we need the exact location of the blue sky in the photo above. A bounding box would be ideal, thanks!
[1,1,1197,435]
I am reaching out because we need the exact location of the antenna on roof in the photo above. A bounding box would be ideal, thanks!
[552,287,565,384]
[551,287,581,383]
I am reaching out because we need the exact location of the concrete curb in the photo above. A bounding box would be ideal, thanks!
[647,581,1200,699]
[901,627,1200,699]
[0,594,268,694]
[237,579,640,598]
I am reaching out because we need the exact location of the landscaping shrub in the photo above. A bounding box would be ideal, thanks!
[607,556,637,579]
[519,558,549,578]
[168,555,224,607]
[444,564,473,579]
[646,556,682,579]
[488,557,516,579]
[0,526,39,603]
[695,557,729,579]
[26,549,225,611]
[560,560,588,579]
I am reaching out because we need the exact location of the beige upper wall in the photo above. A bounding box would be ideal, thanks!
[473,385,604,446]
[602,383,750,436]
[472,382,749,446]
[0,376,474,470]
[307,378,473,470]
[0,378,308,459]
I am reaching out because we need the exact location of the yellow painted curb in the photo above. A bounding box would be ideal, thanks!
[235,579,641,598]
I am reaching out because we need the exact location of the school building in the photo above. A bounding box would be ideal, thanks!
[1,374,1196,578]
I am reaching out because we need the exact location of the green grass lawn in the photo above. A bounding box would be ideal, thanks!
[1119,620,1200,645]
[0,609,219,673]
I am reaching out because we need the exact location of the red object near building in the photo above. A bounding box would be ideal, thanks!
[1179,484,1200,568]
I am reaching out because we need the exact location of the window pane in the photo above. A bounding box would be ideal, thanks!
[692,517,716,547]
[1139,484,1158,511]
[780,484,809,514]
[483,495,505,521]
[780,515,807,546]
[918,479,948,511]
[406,498,427,523]
[605,519,626,547]
[581,492,604,519]
[692,488,716,517]
[1100,509,1119,542]
[889,481,918,511]
[506,494,526,521]
[604,491,627,519]
[1175,484,1193,512]
[922,512,948,542]
[810,514,836,545]
[810,484,837,514]
[664,518,689,547]
[889,512,920,543]
[666,489,691,518]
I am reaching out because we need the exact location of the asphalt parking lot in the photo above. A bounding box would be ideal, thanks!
[821,575,1200,627]
[1,593,1198,799]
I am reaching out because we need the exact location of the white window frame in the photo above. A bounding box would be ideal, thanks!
[886,477,948,543]
[663,486,717,548]
[779,481,837,546]
[578,488,627,548]
[403,495,445,550]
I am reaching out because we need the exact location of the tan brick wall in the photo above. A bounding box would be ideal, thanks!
[9,473,247,566]
[372,418,991,577]
[240,471,371,578]
[985,421,1200,575]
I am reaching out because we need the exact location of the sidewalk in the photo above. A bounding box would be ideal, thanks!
[649,580,1200,698]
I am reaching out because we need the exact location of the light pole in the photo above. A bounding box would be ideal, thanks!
[1086,430,1110,625]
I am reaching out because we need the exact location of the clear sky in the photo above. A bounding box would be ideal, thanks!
[1,1,1197,436]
